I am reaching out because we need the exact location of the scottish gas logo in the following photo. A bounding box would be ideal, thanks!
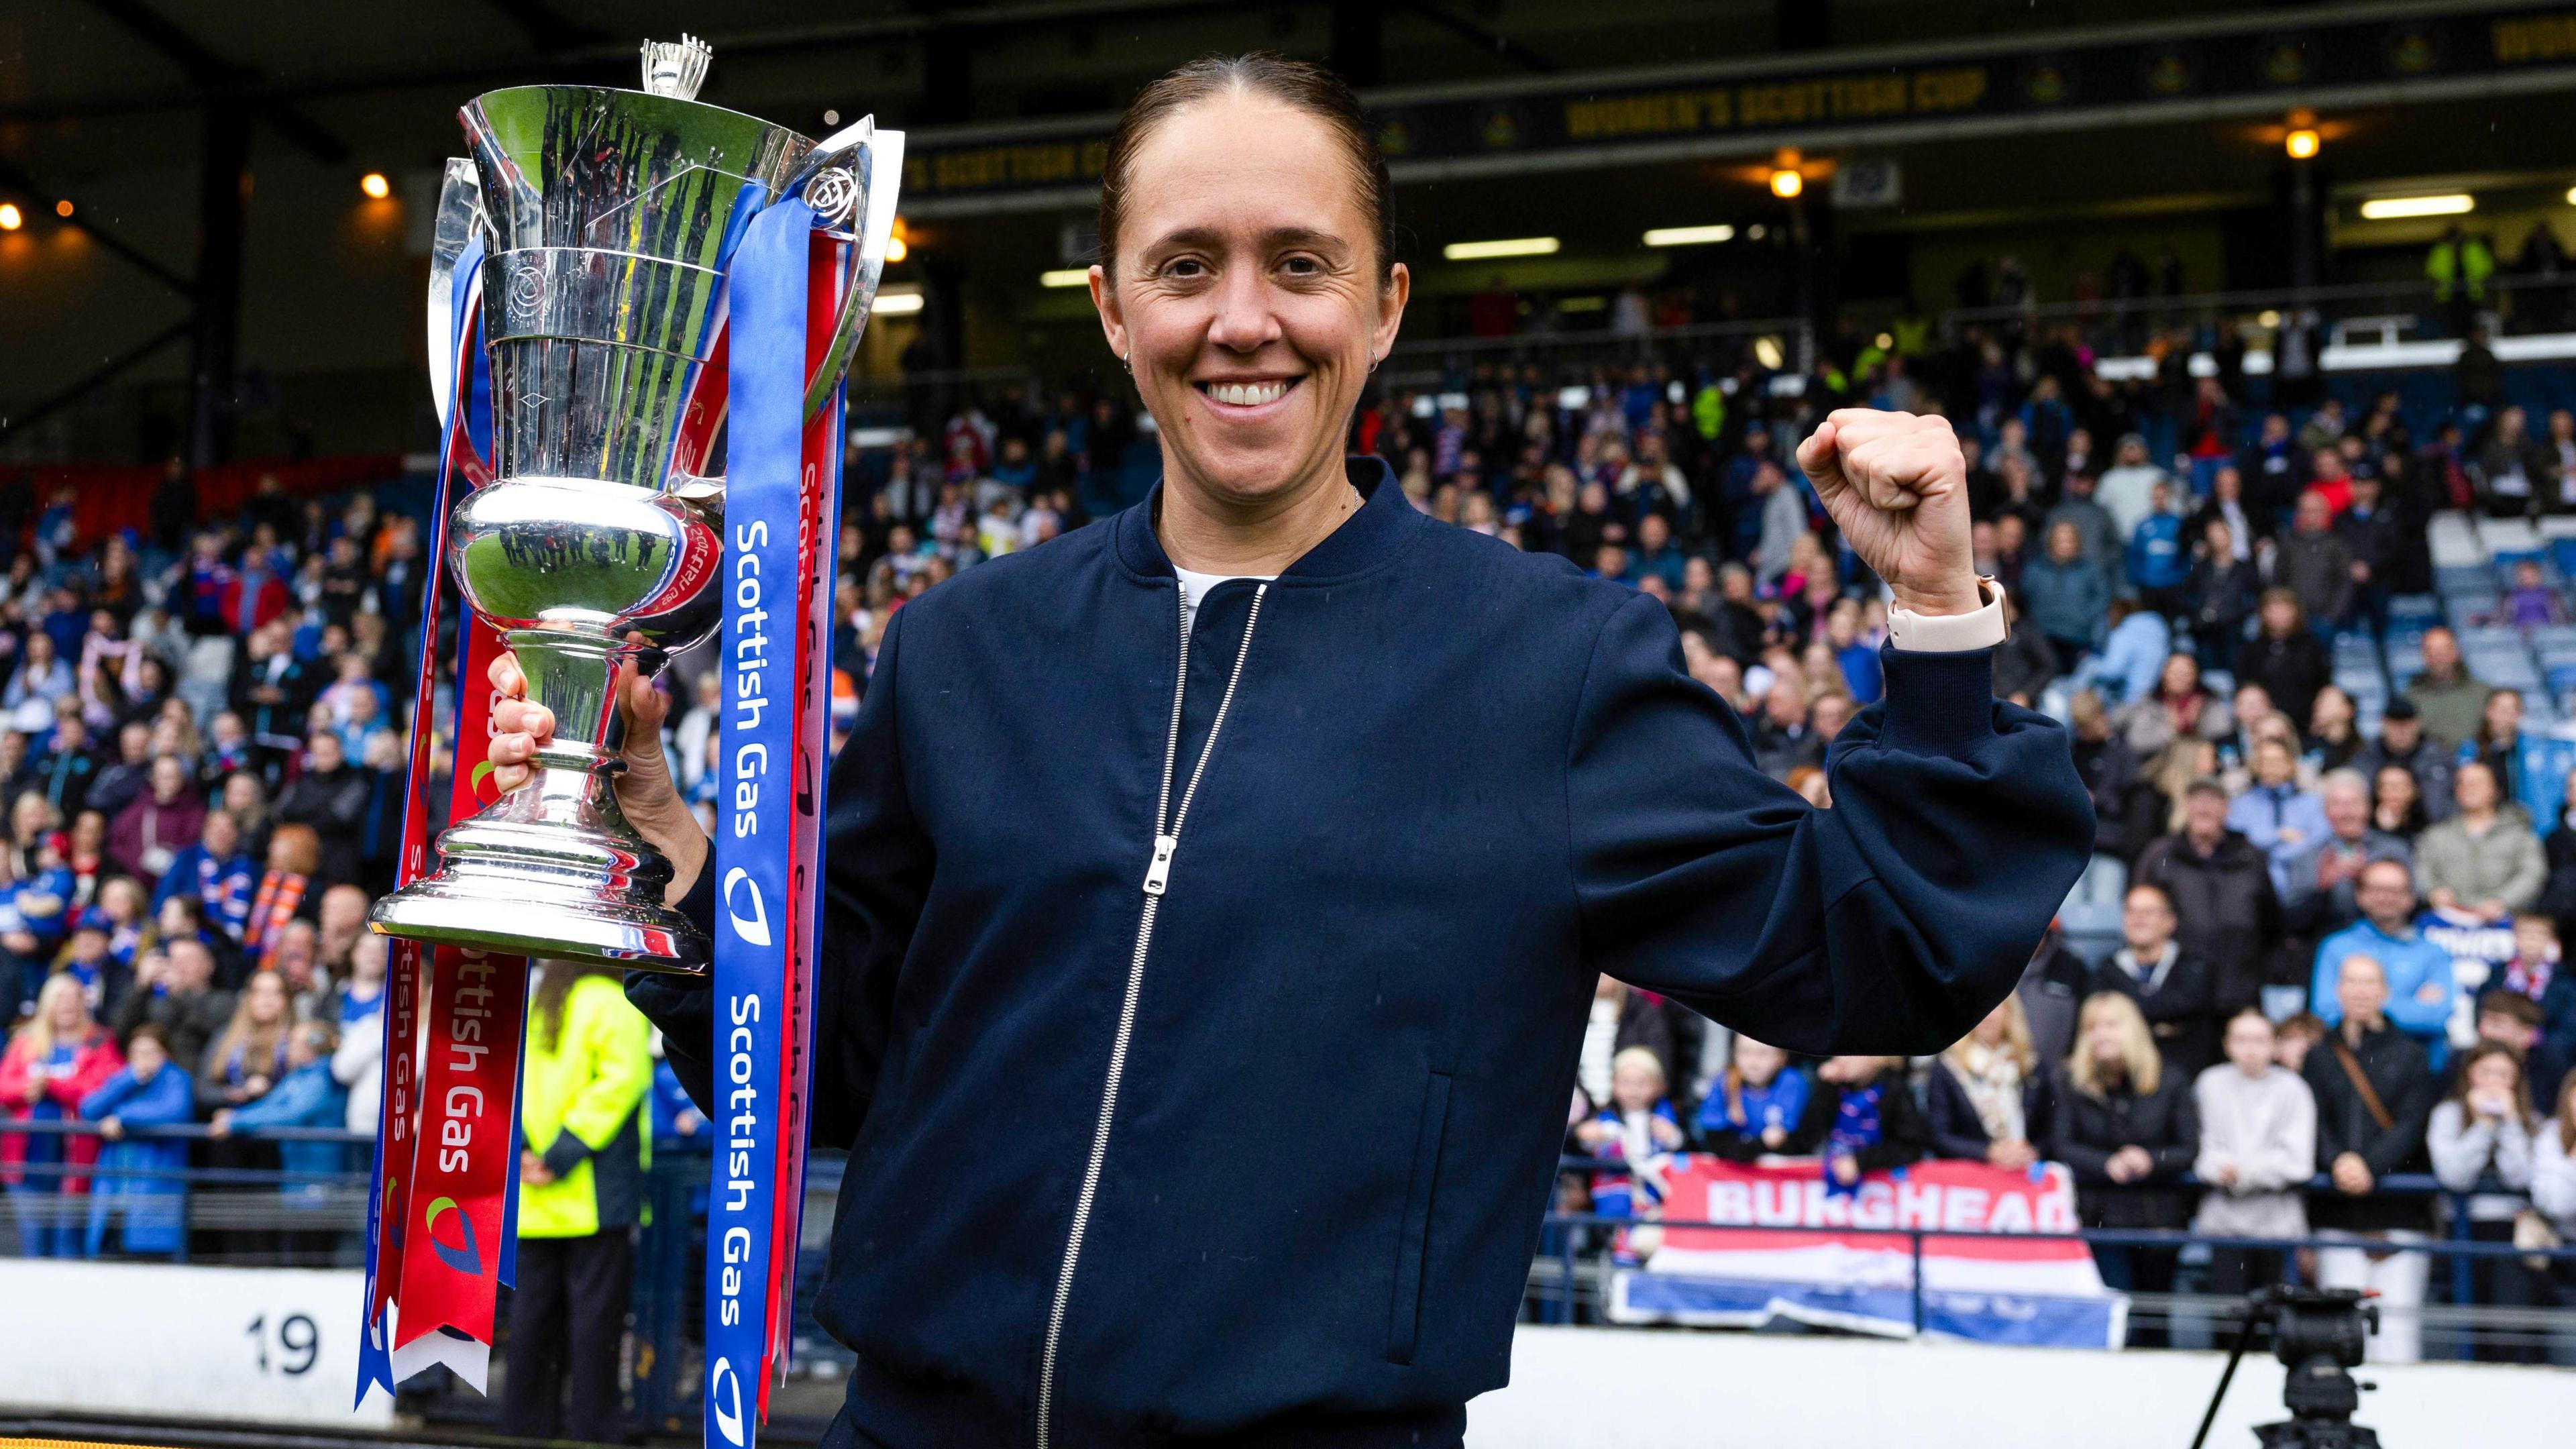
[422,1194,483,1277]
[708,1356,746,1445]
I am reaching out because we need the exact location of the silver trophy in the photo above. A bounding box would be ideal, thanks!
[370,37,904,973]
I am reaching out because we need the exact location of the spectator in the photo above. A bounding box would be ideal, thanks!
[1576,975,1676,1112]
[330,936,390,1137]
[197,967,290,1113]
[2092,881,2218,1077]
[5,828,78,1015]
[2115,652,2233,761]
[28,711,99,821]
[241,823,319,975]
[2402,626,2486,751]
[2233,590,2331,731]
[1927,995,2048,1168]
[2229,734,2330,892]
[1574,1046,1686,1222]
[2544,767,2576,923]
[2428,1041,2544,1358]
[502,963,653,1445]
[3,631,74,714]
[107,753,205,886]
[2469,687,2540,814]
[2192,1008,2316,1302]
[110,940,232,1072]
[2022,519,2112,669]
[2272,490,2353,633]
[2303,684,2363,773]
[2305,953,2440,1362]
[2136,777,2286,1017]
[274,733,370,884]
[2332,474,2400,637]
[85,722,152,822]
[2532,1075,2576,1297]
[2279,769,2416,948]
[1695,1036,1808,1160]
[2499,557,2569,629]
[2045,470,2126,591]
[2096,435,2170,543]
[1783,1055,1927,1190]
[2475,405,2551,519]
[2419,760,2546,918]
[1,974,123,1256]
[1747,671,1815,782]
[2125,480,2191,620]
[209,1018,348,1265]
[2052,991,2199,1324]
[76,1022,193,1258]
[2486,915,2576,1104]
[2019,923,2095,1068]
[2068,691,2156,865]
[1991,592,2058,708]
[2354,698,2456,827]
[2070,598,2169,707]
[2312,858,2458,1069]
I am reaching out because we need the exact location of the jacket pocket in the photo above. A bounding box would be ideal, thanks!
[1386,1069,1453,1364]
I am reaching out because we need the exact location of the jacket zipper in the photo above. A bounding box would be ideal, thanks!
[1034,580,1269,1448]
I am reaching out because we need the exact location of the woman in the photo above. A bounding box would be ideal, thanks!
[2428,1041,2543,1359]
[2019,519,2111,669]
[108,753,205,887]
[2114,651,2233,760]
[1,974,124,1256]
[1927,994,2049,1168]
[486,57,2090,1444]
[2471,687,2534,810]
[2051,991,2200,1336]
[2304,684,2362,774]
[2373,763,2430,844]
[3,630,73,712]
[2233,589,2332,733]
[2420,761,2546,918]
[196,967,290,1259]
[78,1022,195,1258]
[2192,1008,2315,1301]
[2181,517,2261,668]
[501,963,652,1445]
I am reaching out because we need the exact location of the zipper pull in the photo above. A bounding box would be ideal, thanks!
[1142,833,1178,896]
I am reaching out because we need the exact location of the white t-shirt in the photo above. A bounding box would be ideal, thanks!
[1175,566,1275,635]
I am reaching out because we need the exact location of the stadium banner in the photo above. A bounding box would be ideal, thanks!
[1605,1157,2126,1349]
[0,1260,396,1430]
[899,2,2576,207]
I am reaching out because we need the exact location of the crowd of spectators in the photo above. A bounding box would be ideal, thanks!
[10,302,2576,1360]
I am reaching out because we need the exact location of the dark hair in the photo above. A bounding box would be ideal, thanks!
[2481,991,2544,1030]
[1096,54,1393,282]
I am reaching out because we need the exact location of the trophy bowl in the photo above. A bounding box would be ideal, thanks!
[370,39,901,973]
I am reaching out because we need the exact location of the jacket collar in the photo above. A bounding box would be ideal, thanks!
[1114,455,1421,585]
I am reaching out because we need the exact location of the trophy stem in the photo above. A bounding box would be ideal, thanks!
[367,625,707,973]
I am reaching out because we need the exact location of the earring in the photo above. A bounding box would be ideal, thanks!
[1120,352,1132,374]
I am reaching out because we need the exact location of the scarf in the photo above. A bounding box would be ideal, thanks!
[2504,955,2557,1001]
[243,867,307,968]
[1947,1043,2026,1144]
[1823,1083,1886,1198]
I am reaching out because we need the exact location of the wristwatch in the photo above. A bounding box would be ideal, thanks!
[1886,577,2006,653]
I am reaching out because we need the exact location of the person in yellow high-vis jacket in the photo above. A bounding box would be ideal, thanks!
[500,962,651,1445]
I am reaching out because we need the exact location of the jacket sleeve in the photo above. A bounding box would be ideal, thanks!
[627,605,932,1153]
[2253,1077,2317,1193]
[2534,1126,2576,1222]
[2381,949,2455,1040]
[78,1070,135,1121]
[1565,596,2092,1055]
[2426,1102,2488,1191]
[2149,1080,2200,1179]
[2493,1114,2536,1191]
[2190,1074,2231,1183]
[544,980,653,1175]
[2500,827,2548,912]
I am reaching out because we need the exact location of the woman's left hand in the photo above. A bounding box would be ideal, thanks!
[1795,409,1979,616]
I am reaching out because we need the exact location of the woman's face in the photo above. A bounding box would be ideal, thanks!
[1733,1039,1786,1086]
[2457,763,2499,814]
[2486,692,2523,737]
[2159,654,2197,696]
[2224,1014,2275,1077]
[2313,688,2352,728]
[2084,1011,2128,1067]
[2468,1053,2520,1102]
[2376,767,2417,812]
[1971,1000,2013,1047]
[128,1035,168,1081]
[246,973,287,1025]
[1091,92,1409,511]
[45,987,83,1034]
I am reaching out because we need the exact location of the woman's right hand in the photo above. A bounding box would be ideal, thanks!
[487,650,710,904]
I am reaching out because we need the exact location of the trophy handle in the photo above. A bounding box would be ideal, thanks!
[788,118,907,421]
[428,158,486,430]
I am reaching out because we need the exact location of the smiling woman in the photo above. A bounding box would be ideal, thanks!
[1087,55,1410,576]
[486,50,2094,1449]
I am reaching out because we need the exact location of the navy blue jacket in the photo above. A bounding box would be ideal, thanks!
[635,458,2090,1446]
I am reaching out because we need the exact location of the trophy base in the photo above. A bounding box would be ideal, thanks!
[369,761,709,975]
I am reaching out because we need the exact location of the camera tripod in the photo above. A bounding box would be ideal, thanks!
[2188,1285,2382,1449]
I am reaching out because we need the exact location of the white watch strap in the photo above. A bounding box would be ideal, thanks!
[1886,578,2007,652]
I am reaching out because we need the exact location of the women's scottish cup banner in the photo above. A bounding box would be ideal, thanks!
[1607,1157,2125,1349]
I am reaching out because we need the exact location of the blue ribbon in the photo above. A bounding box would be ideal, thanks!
[704,195,816,1449]
[358,231,489,1408]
